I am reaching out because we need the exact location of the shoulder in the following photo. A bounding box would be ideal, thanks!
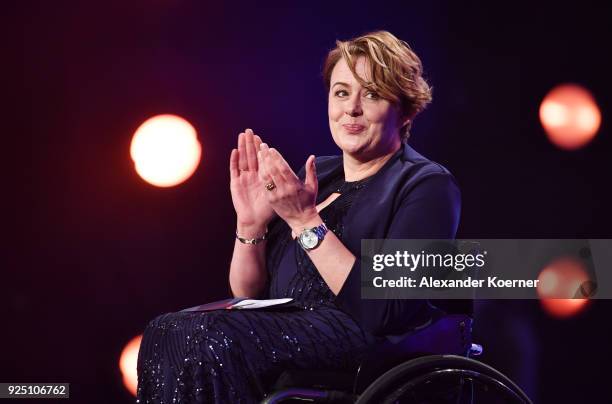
[400,144,455,180]
[372,144,460,200]
[374,145,462,238]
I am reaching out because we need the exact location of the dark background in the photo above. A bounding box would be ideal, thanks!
[3,1,611,402]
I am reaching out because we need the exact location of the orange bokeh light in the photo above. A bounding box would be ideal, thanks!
[540,298,589,319]
[537,257,590,318]
[119,334,143,396]
[539,84,601,150]
[130,114,202,187]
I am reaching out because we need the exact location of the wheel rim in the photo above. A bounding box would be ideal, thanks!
[381,369,526,404]
[356,355,532,404]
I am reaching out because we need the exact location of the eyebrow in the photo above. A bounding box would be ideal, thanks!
[331,81,375,90]
[331,82,350,89]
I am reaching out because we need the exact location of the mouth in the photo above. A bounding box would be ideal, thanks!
[342,124,366,134]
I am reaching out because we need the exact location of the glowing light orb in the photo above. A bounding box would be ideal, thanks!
[539,84,601,150]
[119,334,143,396]
[130,114,202,187]
[537,257,591,318]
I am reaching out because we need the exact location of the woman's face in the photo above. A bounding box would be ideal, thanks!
[328,56,403,159]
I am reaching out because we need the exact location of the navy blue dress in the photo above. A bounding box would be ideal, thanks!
[136,172,382,404]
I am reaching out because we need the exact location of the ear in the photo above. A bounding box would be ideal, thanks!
[399,109,417,131]
[401,110,416,127]
[395,104,411,127]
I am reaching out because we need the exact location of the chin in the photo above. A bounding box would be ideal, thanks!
[335,133,370,156]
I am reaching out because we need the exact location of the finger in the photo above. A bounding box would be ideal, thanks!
[259,144,278,173]
[237,132,248,171]
[265,151,283,181]
[244,128,258,171]
[257,149,270,183]
[266,149,299,198]
[253,134,263,151]
[259,151,280,198]
[304,155,317,193]
[264,148,285,184]
[266,160,285,195]
[229,148,240,179]
[268,148,299,183]
[259,142,271,176]
[260,147,286,193]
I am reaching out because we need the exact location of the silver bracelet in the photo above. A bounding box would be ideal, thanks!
[235,228,268,245]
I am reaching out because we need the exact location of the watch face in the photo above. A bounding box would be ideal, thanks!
[300,230,319,249]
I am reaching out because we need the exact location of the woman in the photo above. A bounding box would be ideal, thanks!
[137,30,461,403]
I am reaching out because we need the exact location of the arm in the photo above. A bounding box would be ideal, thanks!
[256,147,357,295]
[229,224,269,298]
[287,214,355,295]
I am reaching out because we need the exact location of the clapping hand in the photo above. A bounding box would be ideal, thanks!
[257,144,320,233]
[229,129,276,235]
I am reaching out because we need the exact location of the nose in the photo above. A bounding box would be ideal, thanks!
[345,94,363,117]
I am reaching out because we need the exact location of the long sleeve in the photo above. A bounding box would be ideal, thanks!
[333,173,462,336]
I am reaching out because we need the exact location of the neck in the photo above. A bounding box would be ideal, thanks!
[343,142,402,182]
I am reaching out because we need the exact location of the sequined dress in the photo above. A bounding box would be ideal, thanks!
[136,173,380,404]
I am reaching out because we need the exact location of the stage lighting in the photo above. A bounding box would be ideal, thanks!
[537,257,590,318]
[130,114,202,187]
[119,334,143,396]
[539,84,601,150]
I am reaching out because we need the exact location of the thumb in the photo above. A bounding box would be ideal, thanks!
[304,155,317,191]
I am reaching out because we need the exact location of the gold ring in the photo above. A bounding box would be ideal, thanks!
[265,182,276,191]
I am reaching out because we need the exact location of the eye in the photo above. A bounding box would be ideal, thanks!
[365,90,380,100]
[334,89,349,97]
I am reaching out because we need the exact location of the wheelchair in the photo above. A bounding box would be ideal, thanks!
[261,312,532,404]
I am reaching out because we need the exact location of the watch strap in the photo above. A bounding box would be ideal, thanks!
[311,222,328,239]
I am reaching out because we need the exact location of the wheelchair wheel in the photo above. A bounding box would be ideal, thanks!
[355,355,532,404]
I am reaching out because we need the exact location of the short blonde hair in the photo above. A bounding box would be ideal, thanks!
[323,31,432,142]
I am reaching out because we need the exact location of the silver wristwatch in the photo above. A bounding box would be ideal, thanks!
[296,222,328,251]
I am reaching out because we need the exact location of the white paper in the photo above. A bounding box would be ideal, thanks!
[230,298,293,309]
